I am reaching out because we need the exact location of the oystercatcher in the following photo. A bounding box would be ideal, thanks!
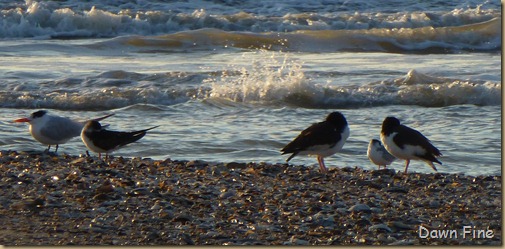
[380,116,442,174]
[281,112,350,173]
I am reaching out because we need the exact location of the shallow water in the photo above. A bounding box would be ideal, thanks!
[0,0,501,176]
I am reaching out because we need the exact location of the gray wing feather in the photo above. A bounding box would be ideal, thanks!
[378,145,396,162]
[40,116,83,142]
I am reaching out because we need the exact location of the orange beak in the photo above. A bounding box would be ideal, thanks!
[14,118,31,123]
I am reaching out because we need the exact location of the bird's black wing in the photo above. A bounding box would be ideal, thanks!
[93,129,147,151]
[393,125,442,159]
[281,121,340,156]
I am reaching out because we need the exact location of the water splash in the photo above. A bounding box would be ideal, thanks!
[204,51,325,107]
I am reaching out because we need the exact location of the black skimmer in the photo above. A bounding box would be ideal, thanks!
[14,110,114,153]
[81,120,159,160]
[367,139,396,170]
[281,112,350,173]
[380,116,442,174]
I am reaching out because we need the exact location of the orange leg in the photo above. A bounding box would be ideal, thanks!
[404,160,410,174]
[317,156,328,173]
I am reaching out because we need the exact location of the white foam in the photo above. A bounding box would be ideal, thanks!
[205,51,324,105]
[0,0,500,42]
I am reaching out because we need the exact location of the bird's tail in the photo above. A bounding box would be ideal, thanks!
[427,161,438,172]
[286,151,299,162]
[93,113,115,122]
[142,125,160,132]
[131,125,160,138]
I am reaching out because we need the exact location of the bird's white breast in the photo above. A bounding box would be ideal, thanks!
[367,143,394,166]
[381,132,426,160]
[305,125,350,158]
[81,132,107,153]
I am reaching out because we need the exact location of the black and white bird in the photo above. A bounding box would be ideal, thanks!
[380,116,442,174]
[281,112,350,173]
[14,110,114,153]
[367,139,396,170]
[81,120,159,160]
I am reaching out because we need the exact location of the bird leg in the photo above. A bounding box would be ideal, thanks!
[403,160,410,174]
[98,153,102,159]
[44,145,51,153]
[54,144,59,153]
[317,156,328,173]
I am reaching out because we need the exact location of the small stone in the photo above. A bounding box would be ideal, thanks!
[384,186,408,193]
[70,157,86,164]
[388,221,413,231]
[429,200,440,208]
[186,160,207,168]
[96,180,114,194]
[348,204,371,213]
[368,224,392,233]
[370,207,382,213]
[219,189,237,199]
[225,162,247,170]
[388,239,415,246]
[289,236,310,246]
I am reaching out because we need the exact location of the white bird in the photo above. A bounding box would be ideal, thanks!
[81,120,159,160]
[281,112,350,173]
[367,139,396,170]
[380,116,442,174]
[14,110,114,153]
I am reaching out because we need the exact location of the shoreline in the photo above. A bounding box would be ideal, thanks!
[0,151,501,245]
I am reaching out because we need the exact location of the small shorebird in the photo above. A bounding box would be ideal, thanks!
[281,112,350,173]
[14,110,114,153]
[367,139,396,170]
[81,120,159,160]
[380,116,442,174]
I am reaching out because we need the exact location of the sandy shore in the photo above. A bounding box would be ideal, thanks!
[0,150,501,245]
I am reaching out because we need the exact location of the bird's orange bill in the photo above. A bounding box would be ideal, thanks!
[14,118,30,123]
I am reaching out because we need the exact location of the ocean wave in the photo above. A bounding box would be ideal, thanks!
[0,0,500,44]
[0,65,500,111]
[99,17,501,53]
[0,85,195,111]
[206,65,501,108]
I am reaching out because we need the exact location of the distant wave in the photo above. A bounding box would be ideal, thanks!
[0,1,501,51]
[106,17,500,53]
[1,68,500,111]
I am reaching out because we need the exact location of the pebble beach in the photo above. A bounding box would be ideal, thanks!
[0,150,501,246]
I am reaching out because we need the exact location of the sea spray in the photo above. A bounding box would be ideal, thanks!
[204,51,324,106]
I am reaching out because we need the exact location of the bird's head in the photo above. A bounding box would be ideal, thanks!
[326,111,347,128]
[14,110,48,124]
[381,116,401,134]
[84,120,103,132]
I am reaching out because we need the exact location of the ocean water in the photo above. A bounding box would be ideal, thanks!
[0,0,501,176]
